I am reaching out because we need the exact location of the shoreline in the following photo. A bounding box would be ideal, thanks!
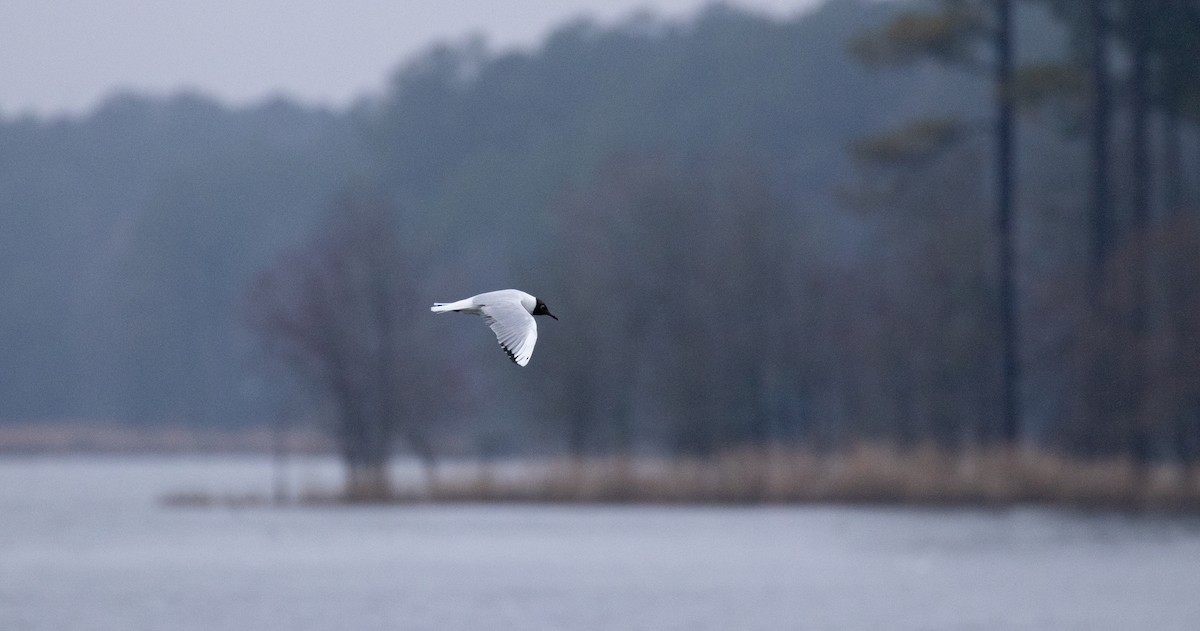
[5,423,1197,511]
[159,447,1200,513]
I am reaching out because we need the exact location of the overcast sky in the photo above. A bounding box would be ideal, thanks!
[3,0,823,117]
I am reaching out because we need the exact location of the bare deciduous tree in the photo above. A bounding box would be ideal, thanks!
[244,190,445,500]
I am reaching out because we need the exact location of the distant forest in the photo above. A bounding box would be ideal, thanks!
[2,0,1198,470]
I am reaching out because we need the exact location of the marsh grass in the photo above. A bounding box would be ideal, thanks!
[162,445,1200,510]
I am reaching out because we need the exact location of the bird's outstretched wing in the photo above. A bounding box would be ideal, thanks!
[479,300,538,366]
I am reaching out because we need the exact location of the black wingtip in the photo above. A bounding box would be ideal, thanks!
[500,342,521,365]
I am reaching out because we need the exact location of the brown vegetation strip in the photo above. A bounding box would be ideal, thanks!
[165,446,1200,511]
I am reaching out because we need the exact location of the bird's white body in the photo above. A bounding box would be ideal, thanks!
[431,289,537,316]
[431,289,552,366]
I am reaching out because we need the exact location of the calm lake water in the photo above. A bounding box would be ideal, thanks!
[2,455,1199,631]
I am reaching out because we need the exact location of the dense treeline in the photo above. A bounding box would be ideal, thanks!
[846,0,1200,464]
[3,1,1199,488]
[0,93,361,426]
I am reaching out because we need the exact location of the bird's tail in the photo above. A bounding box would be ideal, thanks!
[431,298,473,313]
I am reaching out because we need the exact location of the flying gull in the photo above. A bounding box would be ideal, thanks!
[431,289,557,366]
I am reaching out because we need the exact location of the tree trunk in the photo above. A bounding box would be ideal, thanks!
[1088,0,1112,302]
[1126,21,1152,466]
[994,0,1021,446]
[1130,30,1152,237]
[1162,108,1183,217]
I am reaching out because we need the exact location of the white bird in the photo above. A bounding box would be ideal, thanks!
[431,289,558,366]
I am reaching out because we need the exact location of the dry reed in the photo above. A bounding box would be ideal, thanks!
[163,445,1200,511]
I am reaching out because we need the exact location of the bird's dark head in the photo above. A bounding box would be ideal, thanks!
[532,298,558,320]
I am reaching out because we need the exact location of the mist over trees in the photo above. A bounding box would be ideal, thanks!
[0,93,363,426]
[2,0,1198,479]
